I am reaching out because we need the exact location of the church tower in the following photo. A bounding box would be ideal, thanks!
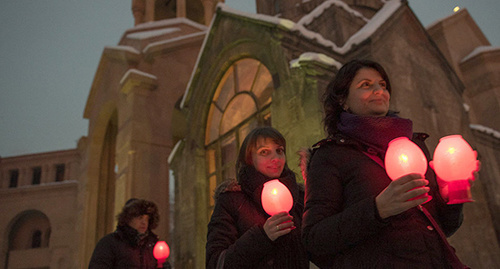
[132,0,223,26]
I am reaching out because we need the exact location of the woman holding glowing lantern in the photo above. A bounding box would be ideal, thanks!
[206,127,309,268]
[301,59,477,268]
[89,198,170,268]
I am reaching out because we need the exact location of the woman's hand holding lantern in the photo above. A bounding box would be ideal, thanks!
[432,135,479,204]
[261,179,295,241]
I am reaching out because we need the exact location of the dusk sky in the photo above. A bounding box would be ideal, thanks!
[1,0,498,157]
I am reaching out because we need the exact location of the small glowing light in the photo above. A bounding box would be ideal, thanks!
[453,6,460,12]
[399,154,409,163]
[447,147,456,155]
[153,241,170,267]
[272,189,278,195]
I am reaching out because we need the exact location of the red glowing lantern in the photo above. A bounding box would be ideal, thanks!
[433,135,476,204]
[153,241,170,268]
[261,179,293,216]
[385,137,428,180]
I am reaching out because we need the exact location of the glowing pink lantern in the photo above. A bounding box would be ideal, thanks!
[385,137,428,180]
[385,137,430,202]
[433,135,476,204]
[261,179,293,216]
[153,241,170,268]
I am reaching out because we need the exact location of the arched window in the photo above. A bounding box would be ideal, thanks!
[205,58,274,214]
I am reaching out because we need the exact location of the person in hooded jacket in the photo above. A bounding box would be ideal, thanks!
[89,198,170,269]
[301,59,478,269]
[206,126,309,269]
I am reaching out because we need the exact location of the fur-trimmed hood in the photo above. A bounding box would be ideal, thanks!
[298,147,313,183]
[213,179,241,201]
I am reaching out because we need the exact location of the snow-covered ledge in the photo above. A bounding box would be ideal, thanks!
[461,46,500,63]
[103,45,141,64]
[290,52,342,70]
[120,69,158,95]
[470,124,500,139]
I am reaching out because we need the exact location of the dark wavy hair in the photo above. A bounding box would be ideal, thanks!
[117,198,159,230]
[323,59,392,136]
[235,126,289,181]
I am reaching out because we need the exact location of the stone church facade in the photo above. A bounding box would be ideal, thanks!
[1,0,499,268]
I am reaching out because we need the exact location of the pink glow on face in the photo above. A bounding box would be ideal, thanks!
[385,137,427,180]
[251,137,286,178]
[345,68,390,117]
[261,179,293,216]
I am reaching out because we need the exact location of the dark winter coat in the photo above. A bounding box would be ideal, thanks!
[206,167,309,269]
[88,225,159,269]
[302,133,464,268]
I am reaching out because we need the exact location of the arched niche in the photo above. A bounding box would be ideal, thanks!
[8,210,51,250]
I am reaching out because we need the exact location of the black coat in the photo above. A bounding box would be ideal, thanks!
[206,168,309,269]
[88,225,160,269]
[302,133,464,268]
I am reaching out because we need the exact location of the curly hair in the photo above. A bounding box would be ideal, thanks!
[117,199,160,230]
[323,59,392,136]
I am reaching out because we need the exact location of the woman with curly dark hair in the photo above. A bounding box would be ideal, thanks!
[301,59,476,268]
[89,198,168,268]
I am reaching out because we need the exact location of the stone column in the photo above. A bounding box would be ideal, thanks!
[176,0,186,18]
[132,0,146,25]
[201,0,217,26]
[20,167,28,186]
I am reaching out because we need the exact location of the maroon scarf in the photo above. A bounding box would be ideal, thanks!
[337,112,413,158]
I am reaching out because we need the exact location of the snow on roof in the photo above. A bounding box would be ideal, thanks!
[104,45,140,55]
[126,28,181,40]
[181,0,401,108]
[119,69,157,85]
[338,0,401,54]
[297,0,368,27]
[470,124,500,139]
[461,46,500,63]
[218,0,401,55]
[290,52,342,69]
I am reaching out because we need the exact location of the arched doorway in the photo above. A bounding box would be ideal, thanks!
[95,111,118,242]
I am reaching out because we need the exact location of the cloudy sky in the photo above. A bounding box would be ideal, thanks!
[1,0,498,157]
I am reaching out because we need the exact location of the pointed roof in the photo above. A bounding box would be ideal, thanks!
[180,0,403,108]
